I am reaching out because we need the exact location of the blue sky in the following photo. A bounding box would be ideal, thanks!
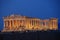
[0,0,60,30]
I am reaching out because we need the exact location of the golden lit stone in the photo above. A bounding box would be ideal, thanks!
[2,14,58,32]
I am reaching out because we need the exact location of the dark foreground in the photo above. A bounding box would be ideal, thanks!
[0,30,60,40]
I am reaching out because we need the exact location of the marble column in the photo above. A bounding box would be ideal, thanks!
[35,20,36,26]
[4,21,5,28]
[16,20,18,27]
[9,20,11,30]
[32,20,33,26]
[12,20,14,30]
[17,20,19,27]
[5,21,8,27]
[53,20,56,29]
[44,21,46,27]
[4,21,6,30]
[41,21,43,27]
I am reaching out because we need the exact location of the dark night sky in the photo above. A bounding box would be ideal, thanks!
[0,0,60,30]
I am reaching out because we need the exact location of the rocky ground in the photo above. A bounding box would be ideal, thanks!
[0,30,60,40]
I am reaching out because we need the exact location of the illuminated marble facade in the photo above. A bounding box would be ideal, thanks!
[2,14,58,32]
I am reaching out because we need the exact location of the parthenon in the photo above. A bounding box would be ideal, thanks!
[2,14,58,32]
